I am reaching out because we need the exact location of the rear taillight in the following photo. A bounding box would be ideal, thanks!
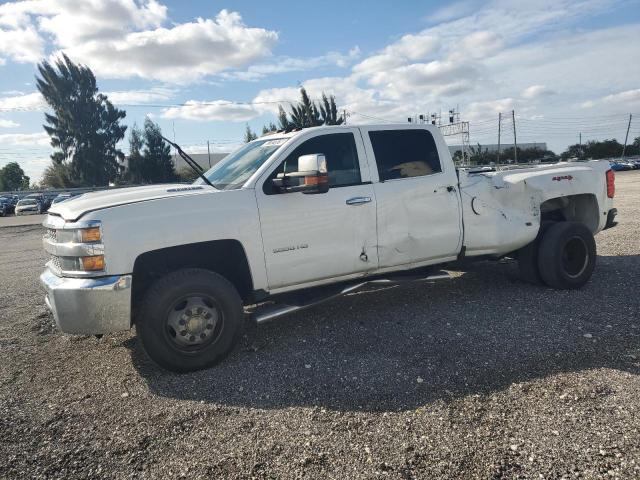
[606,169,615,198]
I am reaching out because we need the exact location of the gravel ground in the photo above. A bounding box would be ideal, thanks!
[1,171,639,479]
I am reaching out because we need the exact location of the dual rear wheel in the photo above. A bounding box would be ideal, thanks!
[517,221,596,289]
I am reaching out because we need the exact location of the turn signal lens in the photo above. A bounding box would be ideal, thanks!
[81,255,105,271]
[80,227,102,242]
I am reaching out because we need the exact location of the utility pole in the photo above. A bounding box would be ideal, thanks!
[512,110,518,164]
[343,109,348,125]
[579,132,582,159]
[497,112,502,164]
[621,114,632,161]
[207,140,212,168]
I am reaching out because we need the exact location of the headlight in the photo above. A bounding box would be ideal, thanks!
[43,219,106,276]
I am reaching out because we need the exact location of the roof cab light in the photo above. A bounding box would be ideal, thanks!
[606,169,615,198]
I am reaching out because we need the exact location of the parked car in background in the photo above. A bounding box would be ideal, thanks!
[15,197,43,215]
[610,162,633,171]
[0,196,15,216]
[51,192,80,205]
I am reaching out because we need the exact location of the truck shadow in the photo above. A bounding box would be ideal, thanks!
[127,254,640,412]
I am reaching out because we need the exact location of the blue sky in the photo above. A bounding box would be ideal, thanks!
[1,0,640,182]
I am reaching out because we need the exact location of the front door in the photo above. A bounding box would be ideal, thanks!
[255,129,378,290]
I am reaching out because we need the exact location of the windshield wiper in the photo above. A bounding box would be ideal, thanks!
[160,135,215,188]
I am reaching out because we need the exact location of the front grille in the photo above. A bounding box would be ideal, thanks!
[49,255,62,271]
[44,228,57,242]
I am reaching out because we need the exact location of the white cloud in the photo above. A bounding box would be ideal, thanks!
[581,89,640,108]
[0,118,19,128]
[0,22,43,63]
[0,132,49,146]
[223,48,361,81]
[161,100,260,122]
[353,33,440,77]
[425,0,479,23]
[465,98,515,120]
[0,3,279,83]
[456,31,504,60]
[0,92,44,110]
[521,85,556,99]
[104,87,175,104]
[53,9,278,83]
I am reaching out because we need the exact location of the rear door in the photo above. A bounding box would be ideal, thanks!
[360,125,463,268]
[255,128,378,290]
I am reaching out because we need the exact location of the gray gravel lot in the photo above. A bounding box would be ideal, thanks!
[1,171,639,479]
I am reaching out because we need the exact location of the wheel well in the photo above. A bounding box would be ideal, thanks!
[540,194,600,233]
[132,240,254,314]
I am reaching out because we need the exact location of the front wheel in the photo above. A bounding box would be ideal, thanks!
[537,222,596,289]
[136,268,244,372]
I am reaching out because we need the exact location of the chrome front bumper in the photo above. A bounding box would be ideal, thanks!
[40,269,132,334]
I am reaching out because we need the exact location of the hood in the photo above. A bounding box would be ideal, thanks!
[49,183,215,221]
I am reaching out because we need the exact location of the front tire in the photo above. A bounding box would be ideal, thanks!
[537,222,596,289]
[136,268,244,372]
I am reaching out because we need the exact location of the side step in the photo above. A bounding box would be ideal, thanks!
[251,270,451,324]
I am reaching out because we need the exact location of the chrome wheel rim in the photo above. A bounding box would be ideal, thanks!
[165,295,223,351]
[562,236,589,279]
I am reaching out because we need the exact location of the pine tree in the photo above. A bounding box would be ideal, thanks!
[244,124,258,143]
[125,123,146,183]
[262,122,278,135]
[36,54,126,186]
[277,105,290,130]
[143,118,176,183]
[319,93,344,125]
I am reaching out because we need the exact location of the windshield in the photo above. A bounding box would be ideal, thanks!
[196,138,287,190]
[20,199,37,205]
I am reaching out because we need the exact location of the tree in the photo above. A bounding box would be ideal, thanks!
[176,167,200,183]
[244,124,258,143]
[275,88,345,130]
[289,88,322,128]
[142,118,176,183]
[0,162,30,190]
[41,162,74,189]
[36,54,127,187]
[277,105,289,130]
[560,138,626,160]
[319,93,344,125]
[262,122,278,135]
[124,123,146,184]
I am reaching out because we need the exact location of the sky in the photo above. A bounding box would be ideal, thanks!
[1,0,640,182]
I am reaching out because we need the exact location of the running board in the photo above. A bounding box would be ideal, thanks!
[251,270,451,324]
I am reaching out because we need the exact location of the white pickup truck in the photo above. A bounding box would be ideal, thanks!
[40,124,617,371]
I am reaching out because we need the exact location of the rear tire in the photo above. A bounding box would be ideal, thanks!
[516,221,553,284]
[537,222,596,289]
[136,268,244,372]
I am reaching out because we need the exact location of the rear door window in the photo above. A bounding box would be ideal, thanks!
[368,129,442,181]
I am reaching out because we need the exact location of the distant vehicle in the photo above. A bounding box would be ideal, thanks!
[610,162,633,171]
[15,197,43,215]
[0,196,15,216]
[51,192,80,205]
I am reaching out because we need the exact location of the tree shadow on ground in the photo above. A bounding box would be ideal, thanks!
[126,254,640,412]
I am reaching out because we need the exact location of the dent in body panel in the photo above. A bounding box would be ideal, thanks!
[460,162,609,256]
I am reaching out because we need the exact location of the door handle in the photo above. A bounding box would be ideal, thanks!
[346,196,372,206]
